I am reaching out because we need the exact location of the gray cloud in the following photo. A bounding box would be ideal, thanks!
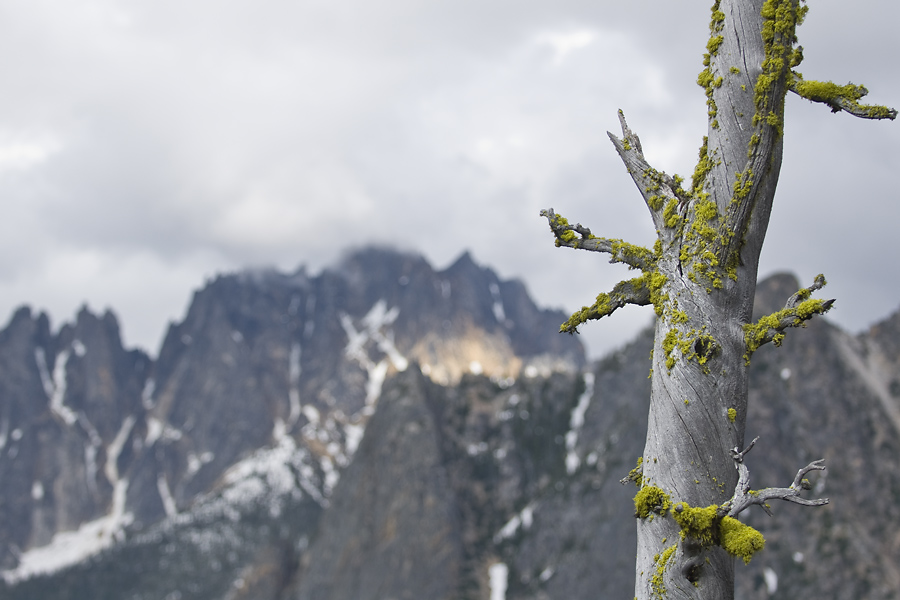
[0,0,896,357]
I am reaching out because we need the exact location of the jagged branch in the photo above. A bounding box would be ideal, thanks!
[743,274,834,357]
[723,437,828,518]
[607,110,688,236]
[560,276,652,334]
[790,74,898,120]
[539,209,656,271]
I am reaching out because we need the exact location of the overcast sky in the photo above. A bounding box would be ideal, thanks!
[0,0,897,359]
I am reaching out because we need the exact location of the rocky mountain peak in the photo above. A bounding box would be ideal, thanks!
[0,246,582,583]
[0,257,898,600]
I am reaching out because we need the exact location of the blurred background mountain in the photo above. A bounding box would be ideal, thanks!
[0,247,897,600]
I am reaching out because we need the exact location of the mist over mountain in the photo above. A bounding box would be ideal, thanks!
[0,248,897,600]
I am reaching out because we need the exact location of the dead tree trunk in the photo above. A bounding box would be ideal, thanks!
[541,1,894,599]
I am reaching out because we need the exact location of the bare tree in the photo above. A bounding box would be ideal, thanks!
[541,1,895,599]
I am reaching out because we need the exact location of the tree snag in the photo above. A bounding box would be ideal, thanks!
[541,1,895,599]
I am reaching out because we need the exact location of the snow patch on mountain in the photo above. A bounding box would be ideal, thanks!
[288,343,302,427]
[565,372,595,474]
[340,300,409,409]
[489,282,507,324]
[2,479,133,584]
[34,348,77,426]
[494,502,536,542]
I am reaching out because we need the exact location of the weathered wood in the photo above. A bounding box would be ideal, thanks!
[541,0,894,598]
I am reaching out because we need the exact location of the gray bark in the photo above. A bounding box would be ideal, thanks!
[628,2,812,594]
[542,1,894,599]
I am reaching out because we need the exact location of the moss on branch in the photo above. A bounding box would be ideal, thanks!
[559,270,666,334]
[630,437,828,571]
[743,274,834,360]
[790,76,898,120]
[540,208,670,334]
[540,208,657,271]
[719,516,766,564]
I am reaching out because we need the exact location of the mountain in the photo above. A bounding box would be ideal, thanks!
[0,250,898,600]
[0,247,583,593]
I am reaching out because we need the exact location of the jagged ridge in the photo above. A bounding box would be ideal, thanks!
[0,255,898,600]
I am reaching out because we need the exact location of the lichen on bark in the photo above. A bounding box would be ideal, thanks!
[539,1,894,598]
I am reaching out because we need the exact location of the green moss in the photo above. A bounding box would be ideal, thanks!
[864,105,896,119]
[795,297,829,319]
[560,292,611,333]
[546,211,570,229]
[694,197,718,222]
[663,198,683,229]
[662,330,679,370]
[719,516,765,564]
[651,544,677,599]
[727,407,737,423]
[681,201,722,287]
[640,487,767,568]
[625,456,645,487]
[697,2,726,127]
[690,136,712,197]
[733,168,754,199]
[743,287,833,359]
[673,502,719,546]
[794,79,865,105]
[744,311,781,351]
[753,0,807,136]
[643,271,669,317]
[678,132,742,290]
[662,327,719,372]
[609,239,656,270]
[675,511,766,565]
[635,485,671,519]
[560,264,666,333]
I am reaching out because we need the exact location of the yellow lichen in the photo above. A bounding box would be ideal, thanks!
[661,327,719,372]
[793,79,896,119]
[672,502,719,546]
[719,516,766,564]
[651,544,677,600]
[697,1,726,127]
[625,456,645,487]
[743,289,833,360]
[635,485,672,519]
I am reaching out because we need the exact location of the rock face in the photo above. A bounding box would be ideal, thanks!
[0,247,583,594]
[0,307,150,570]
[735,274,900,600]
[0,251,898,600]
